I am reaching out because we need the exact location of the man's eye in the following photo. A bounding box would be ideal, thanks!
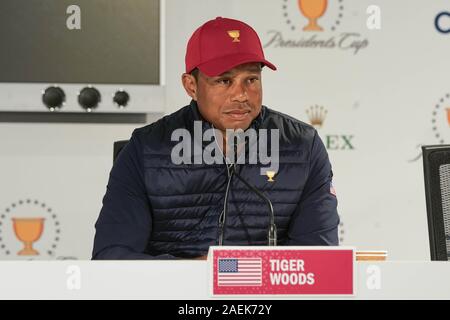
[216,79,230,85]
[248,77,259,83]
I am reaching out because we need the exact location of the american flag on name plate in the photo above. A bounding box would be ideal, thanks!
[217,258,262,286]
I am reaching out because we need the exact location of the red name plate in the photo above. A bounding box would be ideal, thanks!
[209,246,355,296]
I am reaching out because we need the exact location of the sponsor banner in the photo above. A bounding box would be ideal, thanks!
[305,105,356,151]
[263,0,370,54]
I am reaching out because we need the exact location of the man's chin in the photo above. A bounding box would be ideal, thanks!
[222,121,253,132]
[220,117,255,131]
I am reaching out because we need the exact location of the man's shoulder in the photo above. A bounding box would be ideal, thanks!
[262,106,317,142]
[263,106,329,166]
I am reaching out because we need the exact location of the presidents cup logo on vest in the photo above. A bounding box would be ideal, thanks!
[306,105,355,151]
[264,0,369,54]
[0,199,62,259]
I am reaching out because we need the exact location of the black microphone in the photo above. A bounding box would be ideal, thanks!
[218,163,234,246]
[217,131,278,246]
[232,167,277,246]
[218,132,277,246]
[214,125,235,246]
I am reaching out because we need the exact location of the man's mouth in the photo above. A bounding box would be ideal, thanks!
[224,110,251,121]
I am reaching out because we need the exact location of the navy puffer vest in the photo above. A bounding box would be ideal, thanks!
[93,100,339,259]
[139,101,337,257]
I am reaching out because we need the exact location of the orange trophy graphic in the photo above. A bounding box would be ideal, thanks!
[298,0,328,31]
[227,30,241,42]
[447,108,450,125]
[12,218,45,255]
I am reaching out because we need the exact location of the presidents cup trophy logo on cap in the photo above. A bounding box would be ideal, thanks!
[227,30,241,42]
[264,0,369,54]
[0,199,61,259]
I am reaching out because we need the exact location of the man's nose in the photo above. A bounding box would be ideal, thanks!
[230,82,248,102]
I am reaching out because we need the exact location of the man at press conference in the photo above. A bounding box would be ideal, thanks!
[92,17,339,260]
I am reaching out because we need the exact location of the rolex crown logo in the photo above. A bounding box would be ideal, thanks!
[227,30,240,42]
[306,105,328,128]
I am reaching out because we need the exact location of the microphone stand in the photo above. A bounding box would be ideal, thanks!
[217,129,278,247]
[218,165,234,246]
[232,168,278,246]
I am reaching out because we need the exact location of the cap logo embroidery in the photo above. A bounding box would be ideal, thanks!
[227,30,240,42]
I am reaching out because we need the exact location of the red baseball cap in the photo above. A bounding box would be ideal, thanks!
[185,17,277,77]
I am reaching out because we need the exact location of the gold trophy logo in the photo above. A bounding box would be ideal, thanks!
[12,217,45,256]
[227,30,241,42]
[266,171,276,182]
[298,0,328,31]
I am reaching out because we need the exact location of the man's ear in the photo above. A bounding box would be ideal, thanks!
[181,73,198,101]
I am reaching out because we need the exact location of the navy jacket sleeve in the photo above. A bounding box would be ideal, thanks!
[287,130,340,245]
[92,129,176,260]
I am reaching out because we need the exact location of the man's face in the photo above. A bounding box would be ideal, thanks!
[183,63,263,132]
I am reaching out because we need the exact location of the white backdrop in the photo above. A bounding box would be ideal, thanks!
[2,0,449,260]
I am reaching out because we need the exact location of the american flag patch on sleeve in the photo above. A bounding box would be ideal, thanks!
[330,182,337,196]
